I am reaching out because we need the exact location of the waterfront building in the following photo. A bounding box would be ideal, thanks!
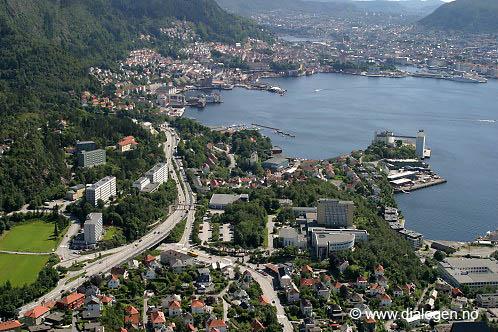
[76,140,97,152]
[78,149,106,168]
[86,176,116,206]
[416,130,426,159]
[439,257,498,289]
[84,212,103,244]
[317,198,355,228]
[398,229,424,249]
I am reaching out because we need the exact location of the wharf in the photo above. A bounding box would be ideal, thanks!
[394,178,447,193]
[251,123,295,138]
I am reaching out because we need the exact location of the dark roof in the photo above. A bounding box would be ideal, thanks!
[450,322,492,332]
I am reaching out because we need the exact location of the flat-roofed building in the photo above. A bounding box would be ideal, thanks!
[145,163,168,184]
[398,229,423,249]
[312,232,355,260]
[78,149,106,168]
[476,293,498,308]
[439,257,498,289]
[133,177,151,191]
[66,184,86,201]
[86,176,116,206]
[209,194,246,210]
[262,156,289,171]
[317,199,355,228]
[76,140,97,152]
[84,213,103,244]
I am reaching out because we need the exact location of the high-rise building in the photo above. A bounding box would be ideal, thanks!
[77,149,106,168]
[317,199,355,228]
[416,130,426,159]
[86,176,116,206]
[84,212,103,244]
[145,163,168,184]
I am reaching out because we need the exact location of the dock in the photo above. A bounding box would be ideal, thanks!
[394,178,447,193]
[251,123,295,138]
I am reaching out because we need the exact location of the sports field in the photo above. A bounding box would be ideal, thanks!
[0,253,50,286]
[0,220,58,253]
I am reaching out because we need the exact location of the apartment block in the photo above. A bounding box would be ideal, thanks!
[86,176,116,206]
[84,212,103,244]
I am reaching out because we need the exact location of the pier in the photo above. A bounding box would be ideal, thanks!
[394,178,447,193]
[251,123,296,138]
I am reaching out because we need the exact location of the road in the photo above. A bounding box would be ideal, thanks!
[18,125,293,332]
[18,124,195,314]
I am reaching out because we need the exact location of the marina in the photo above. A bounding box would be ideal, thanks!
[185,73,498,241]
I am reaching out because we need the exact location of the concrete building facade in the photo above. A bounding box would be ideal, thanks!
[317,199,355,228]
[84,212,103,244]
[86,176,116,206]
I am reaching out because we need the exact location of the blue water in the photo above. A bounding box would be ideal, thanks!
[185,73,498,241]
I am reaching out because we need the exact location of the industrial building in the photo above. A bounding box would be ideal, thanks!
[439,257,498,289]
[86,176,116,206]
[316,199,355,228]
[84,213,103,244]
[208,193,249,210]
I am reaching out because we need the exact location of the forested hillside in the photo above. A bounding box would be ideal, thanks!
[420,0,498,33]
[0,0,267,212]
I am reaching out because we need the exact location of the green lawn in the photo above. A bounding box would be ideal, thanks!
[0,253,49,286]
[102,226,122,241]
[0,220,60,253]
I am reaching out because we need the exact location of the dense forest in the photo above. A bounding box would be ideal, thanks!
[0,0,269,212]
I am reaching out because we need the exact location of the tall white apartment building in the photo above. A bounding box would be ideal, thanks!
[317,198,355,228]
[416,130,426,159]
[146,163,168,184]
[84,212,103,244]
[86,176,116,206]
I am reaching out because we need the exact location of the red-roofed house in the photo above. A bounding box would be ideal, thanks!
[380,294,392,306]
[206,320,227,332]
[191,299,206,314]
[0,320,22,332]
[300,278,315,288]
[23,305,50,326]
[150,311,166,328]
[374,264,384,278]
[124,306,140,326]
[57,293,85,310]
[117,136,138,152]
[356,276,368,288]
[168,300,182,317]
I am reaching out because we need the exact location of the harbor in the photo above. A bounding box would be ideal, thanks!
[251,123,296,138]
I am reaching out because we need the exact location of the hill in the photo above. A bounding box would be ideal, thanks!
[0,0,267,212]
[420,0,498,33]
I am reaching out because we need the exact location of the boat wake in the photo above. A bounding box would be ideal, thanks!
[313,89,323,92]
[476,119,496,123]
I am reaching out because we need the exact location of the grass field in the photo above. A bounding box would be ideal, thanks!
[0,253,49,286]
[102,226,122,241]
[0,220,59,253]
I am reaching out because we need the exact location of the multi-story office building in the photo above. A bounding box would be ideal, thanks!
[77,149,106,168]
[317,199,355,228]
[76,140,97,152]
[84,212,103,244]
[145,163,168,184]
[86,176,116,206]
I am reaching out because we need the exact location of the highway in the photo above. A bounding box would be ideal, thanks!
[18,124,195,314]
[17,125,292,332]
